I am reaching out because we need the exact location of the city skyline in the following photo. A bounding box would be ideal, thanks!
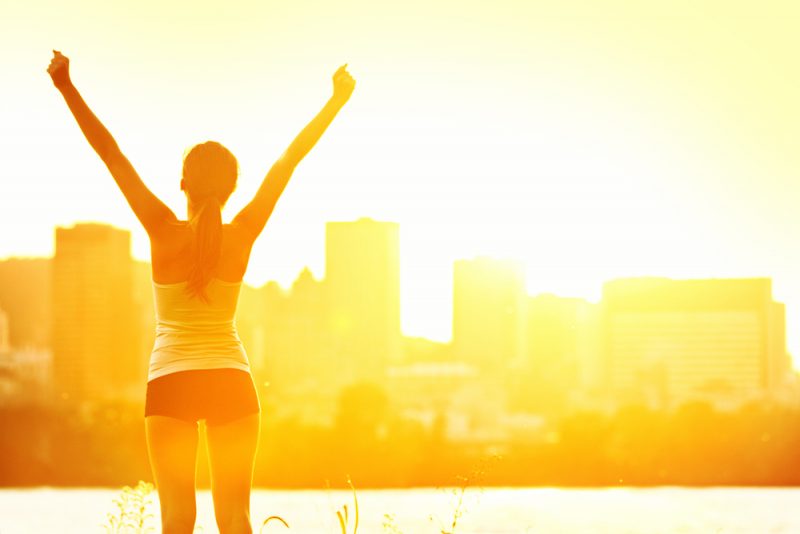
[0,218,793,415]
[2,218,800,371]
[1,217,794,489]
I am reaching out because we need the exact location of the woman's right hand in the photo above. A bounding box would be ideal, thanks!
[332,64,355,105]
[47,50,71,90]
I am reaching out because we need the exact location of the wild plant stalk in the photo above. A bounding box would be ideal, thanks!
[381,512,404,534]
[103,480,156,534]
[437,475,468,534]
[259,515,290,532]
[103,470,495,533]
[434,455,499,534]
[335,476,360,534]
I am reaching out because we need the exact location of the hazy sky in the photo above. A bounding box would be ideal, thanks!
[3,1,800,361]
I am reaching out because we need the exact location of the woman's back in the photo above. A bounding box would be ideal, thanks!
[147,222,254,382]
[150,222,253,285]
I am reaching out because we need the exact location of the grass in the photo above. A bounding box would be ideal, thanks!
[102,480,156,534]
[334,477,360,534]
[260,515,291,532]
[103,474,481,534]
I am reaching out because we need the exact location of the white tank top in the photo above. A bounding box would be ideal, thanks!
[148,277,251,382]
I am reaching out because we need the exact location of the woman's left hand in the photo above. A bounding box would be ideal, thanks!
[47,50,71,90]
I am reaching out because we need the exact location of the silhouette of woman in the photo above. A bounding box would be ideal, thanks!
[47,50,355,534]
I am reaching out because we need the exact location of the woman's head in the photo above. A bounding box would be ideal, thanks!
[181,141,238,206]
[180,141,239,302]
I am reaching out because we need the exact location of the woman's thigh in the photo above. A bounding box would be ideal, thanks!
[145,415,199,518]
[205,413,261,522]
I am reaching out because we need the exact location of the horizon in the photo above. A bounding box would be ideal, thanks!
[1,218,795,372]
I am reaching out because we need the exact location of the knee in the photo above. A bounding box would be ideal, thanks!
[161,511,196,534]
[217,512,253,534]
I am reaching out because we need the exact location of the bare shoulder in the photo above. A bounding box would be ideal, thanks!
[222,223,254,276]
[150,220,253,280]
[224,220,257,248]
[152,220,250,247]
[150,219,192,255]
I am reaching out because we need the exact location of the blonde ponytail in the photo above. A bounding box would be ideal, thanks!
[181,140,238,302]
[186,196,223,302]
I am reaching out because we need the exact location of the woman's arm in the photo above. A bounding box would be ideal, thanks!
[232,64,356,241]
[47,51,177,236]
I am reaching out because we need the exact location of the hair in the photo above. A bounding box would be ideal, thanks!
[181,141,238,302]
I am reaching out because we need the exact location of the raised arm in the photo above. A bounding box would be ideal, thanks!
[232,64,356,241]
[47,51,177,236]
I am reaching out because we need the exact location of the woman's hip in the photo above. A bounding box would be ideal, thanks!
[144,368,261,426]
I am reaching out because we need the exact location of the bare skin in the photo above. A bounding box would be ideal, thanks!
[48,50,355,533]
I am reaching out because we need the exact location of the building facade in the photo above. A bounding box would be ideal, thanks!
[602,277,789,409]
[452,256,527,376]
[52,223,143,403]
[325,218,402,384]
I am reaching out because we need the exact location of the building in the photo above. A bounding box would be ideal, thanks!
[234,281,272,380]
[0,347,52,406]
[452,256,526,376]
[284,267,329,385]
[601,277,789,409]
[133,259,156,375]
[510,293,598,417]
[51,223,143,403]
[0,257,51,349]
[324,218,402,385]
[261,270,337,419]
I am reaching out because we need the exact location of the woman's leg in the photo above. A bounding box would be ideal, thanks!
[145,415,199,534]
[206,412,261,534]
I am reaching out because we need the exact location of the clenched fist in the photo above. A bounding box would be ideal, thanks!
[332,64,355,105]
[47,50,71,90]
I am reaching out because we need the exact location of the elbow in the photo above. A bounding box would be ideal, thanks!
[277,152,300,171]
[96,140,122,165]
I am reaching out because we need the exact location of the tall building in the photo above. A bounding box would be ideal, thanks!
[254,269,329,388]
[0,347,52,406]
[452,256,526,375]
[325,218,401,384]
[52,223,143,403]
[132,259,156,378]
[602,277,789,409]
[235,281,272,380]
[251,270,341,422]
[511,294,598,417]
[0,257,51,349]
[285,267,329,384]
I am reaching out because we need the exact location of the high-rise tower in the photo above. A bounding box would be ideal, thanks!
[52,223,142,403]
[325,218,401,384]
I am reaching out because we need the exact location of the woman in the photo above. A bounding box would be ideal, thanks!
[47,50,355,534]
